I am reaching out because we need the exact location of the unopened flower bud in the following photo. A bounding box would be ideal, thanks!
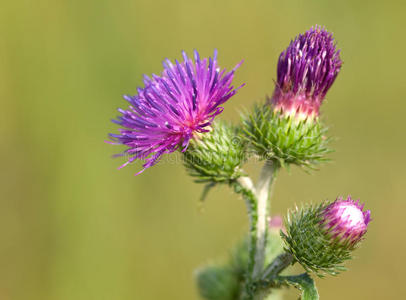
[271,26,342,120]
[282,197,371,276]
[243,26,339,168]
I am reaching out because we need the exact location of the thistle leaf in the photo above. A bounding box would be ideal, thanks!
[278,273,319,300]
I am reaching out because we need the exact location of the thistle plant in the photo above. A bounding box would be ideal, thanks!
[107,26,371,300]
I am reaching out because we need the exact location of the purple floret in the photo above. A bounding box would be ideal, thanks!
[271,25,342,119]
[108,50,243,174]
[321,196,371,246]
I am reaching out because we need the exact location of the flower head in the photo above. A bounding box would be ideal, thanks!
[321,196,371,246]
[282,197,371,275]
[108,50,243,174]
[271,25,342,120]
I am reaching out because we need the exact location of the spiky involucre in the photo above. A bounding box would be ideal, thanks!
[242,105,331,169]
[282,202,354,277]
[183,121,246,184]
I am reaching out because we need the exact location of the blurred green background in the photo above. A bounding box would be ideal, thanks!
[1,0,405,299]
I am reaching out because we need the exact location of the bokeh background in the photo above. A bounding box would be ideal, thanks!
[1,0,405,299]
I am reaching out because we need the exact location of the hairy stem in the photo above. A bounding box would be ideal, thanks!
[236,176,257,299]
[252,160,278,279]
[236,175,256,194]
[261,252,294,280]
[251,253,294,299]
[235,161,278,300]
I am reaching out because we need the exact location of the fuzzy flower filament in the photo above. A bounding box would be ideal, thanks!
[109,50,243,174]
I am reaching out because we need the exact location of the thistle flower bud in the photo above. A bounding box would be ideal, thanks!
[271,26,342,120]
[282,197,371,276]
[243,26,340,167]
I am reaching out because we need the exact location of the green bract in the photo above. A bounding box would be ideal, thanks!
[281,203,352,277]
[183,121,246,184]
[242,105,331,169]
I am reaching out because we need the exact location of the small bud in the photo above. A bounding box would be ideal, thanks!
[282,197,371,276]
[271,25,342,120]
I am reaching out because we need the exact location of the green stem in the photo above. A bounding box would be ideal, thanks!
[252,252,294,299]
[235,176,257,299]
[252,160,278,280]
[236,160,279,300]
[261,252,294,280]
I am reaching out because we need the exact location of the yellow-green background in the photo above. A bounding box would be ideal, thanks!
[1,0,404,299]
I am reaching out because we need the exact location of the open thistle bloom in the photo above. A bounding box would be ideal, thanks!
[282,196,371,275]
[108,50,243,174]
[271,25,342,120]
[321,196,371,247]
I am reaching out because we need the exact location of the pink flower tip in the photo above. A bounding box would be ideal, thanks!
[321,196,371,246]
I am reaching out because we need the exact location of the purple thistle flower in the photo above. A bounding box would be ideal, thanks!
[108,50,243,174]
[321,196,371,246]
[271,25,342,120]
